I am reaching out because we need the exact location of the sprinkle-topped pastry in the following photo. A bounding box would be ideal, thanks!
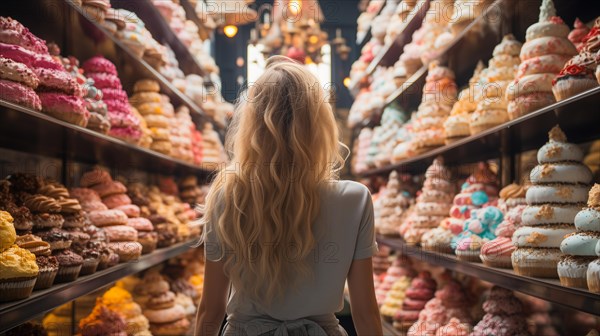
[513,126,591,278]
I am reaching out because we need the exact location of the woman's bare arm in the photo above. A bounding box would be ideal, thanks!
[347,257,383,336]
[195,259,230,336]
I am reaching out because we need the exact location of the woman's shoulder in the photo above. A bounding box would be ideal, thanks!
[321,180,371,203]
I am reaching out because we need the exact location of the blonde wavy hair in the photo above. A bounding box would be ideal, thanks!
[203,56,345,304]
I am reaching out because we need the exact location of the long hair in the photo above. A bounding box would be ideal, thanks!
[203,56,345,304]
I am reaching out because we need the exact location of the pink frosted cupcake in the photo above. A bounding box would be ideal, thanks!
[552,52,599,101]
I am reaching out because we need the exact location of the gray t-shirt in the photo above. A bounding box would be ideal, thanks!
[204,180,377,322]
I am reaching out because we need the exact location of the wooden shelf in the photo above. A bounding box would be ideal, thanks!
[0,240,198,333]
[377,235,600,317]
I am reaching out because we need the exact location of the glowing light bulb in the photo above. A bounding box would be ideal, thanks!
[288,0,301,16]
[343,77,351,88]
[223,25,238,38]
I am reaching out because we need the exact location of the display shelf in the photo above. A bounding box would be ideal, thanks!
[61,0,217,127]
[377,235,600,316]
[358,86,600,177]
[0,239,198,333]
[180,0,212,41]
[0,100,215,177]
[110,0,206,77]
[349,0,430,94]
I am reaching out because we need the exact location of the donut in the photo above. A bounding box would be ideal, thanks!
[82,56,118,75]
[69,187,102,203]
[0,57,39,88]
[520,36,577,61]
[105,99,130,115]
[87,209,128,227]
[102,88,128,103]
[136,101,166,116]
[506,74,555,100]
[150,140,172,154]
[513,225,575,248]
[86,72,122,90]
[129,92,162,106]
[80,169,112,187]
[530,163,592,184]
[133,79,160,93]
[107,111,140,128]
[526,185,589,205]
[103,225,138,242]
[38,92,89,127]
[0,42,36,68]
[103,193,132,209]
[145,278,170,296]
[107,241,142,261]
[0,78,42,110]
[91,181,127,198]
[517,54,570,77]
[126,217,153,231]
[149,127,170,141]
[109,126,142,144]
[0,17,49,53]
[144,114,170,128]
[115,204,140,218]
[34,53,64,71]
[149,318,190,336]
[35,68,82,96]
[145,290,176,310]
[143,305,186,324]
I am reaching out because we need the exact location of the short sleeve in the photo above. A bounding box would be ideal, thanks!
[353,193,378,260]
[203,196,224,262]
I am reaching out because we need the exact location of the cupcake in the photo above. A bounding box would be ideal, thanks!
[380,276,411,322]
[15,234,58,289]
[79,300,128,336]
[480,183,527,268]
[52,249,83,283]
[453,206,504,262]
[393,271,437,332]
[558,184,600,288]
[0,245,39,301]
[513,126,591,278]
[375,171,412,236]
[553,19,600,101]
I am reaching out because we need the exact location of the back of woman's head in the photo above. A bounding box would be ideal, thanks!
[203,56,344,304]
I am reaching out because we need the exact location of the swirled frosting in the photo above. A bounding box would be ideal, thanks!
[58,198,82,213]
[499,183,527,200]
[23,194,62,213]
[38,184,70,199]
[569,18,591,50]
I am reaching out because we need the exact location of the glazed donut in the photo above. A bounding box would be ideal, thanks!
[522,205,580,226]
[530,163,592,184]
[149,127,170,141]
[512,225,575,248]
[87,209,128,227]
[69,187,102,203]
[144,114,170,128]
[133,79,160,93]
[104,225,138,242]
[129,92,162,106]
[107,241,142,262]
[145,290,176,310]
[81,201,108,212]
[102,193,132,209]
[86,72,121,90]
[143,305,186,324]
[136,102,165,116]
[80,170,112,187]
[91,181,127,198]
[149,318,190,336]
[150,140,172,155]
[115,204,140,218]
[127,217,153,231]
[526,185,589,205]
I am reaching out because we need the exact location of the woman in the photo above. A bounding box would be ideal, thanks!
[195,56,382,335]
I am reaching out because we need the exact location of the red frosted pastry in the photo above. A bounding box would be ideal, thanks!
[126,217,153,231]
[0,42,37,68]
[102,88,129,103]
[0,17,49,54]
[86,72,122,90]
[0,78,41,110]
[87,209,128,227]
[82,55,118,75]
[103,225,138,242]
[102,193,132,209]
[90,181,127,198]
[35,68,82,96]
[0,57,39,88]
[108,126,142,144]
[38,92,90,127]
[114,204,140,218]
